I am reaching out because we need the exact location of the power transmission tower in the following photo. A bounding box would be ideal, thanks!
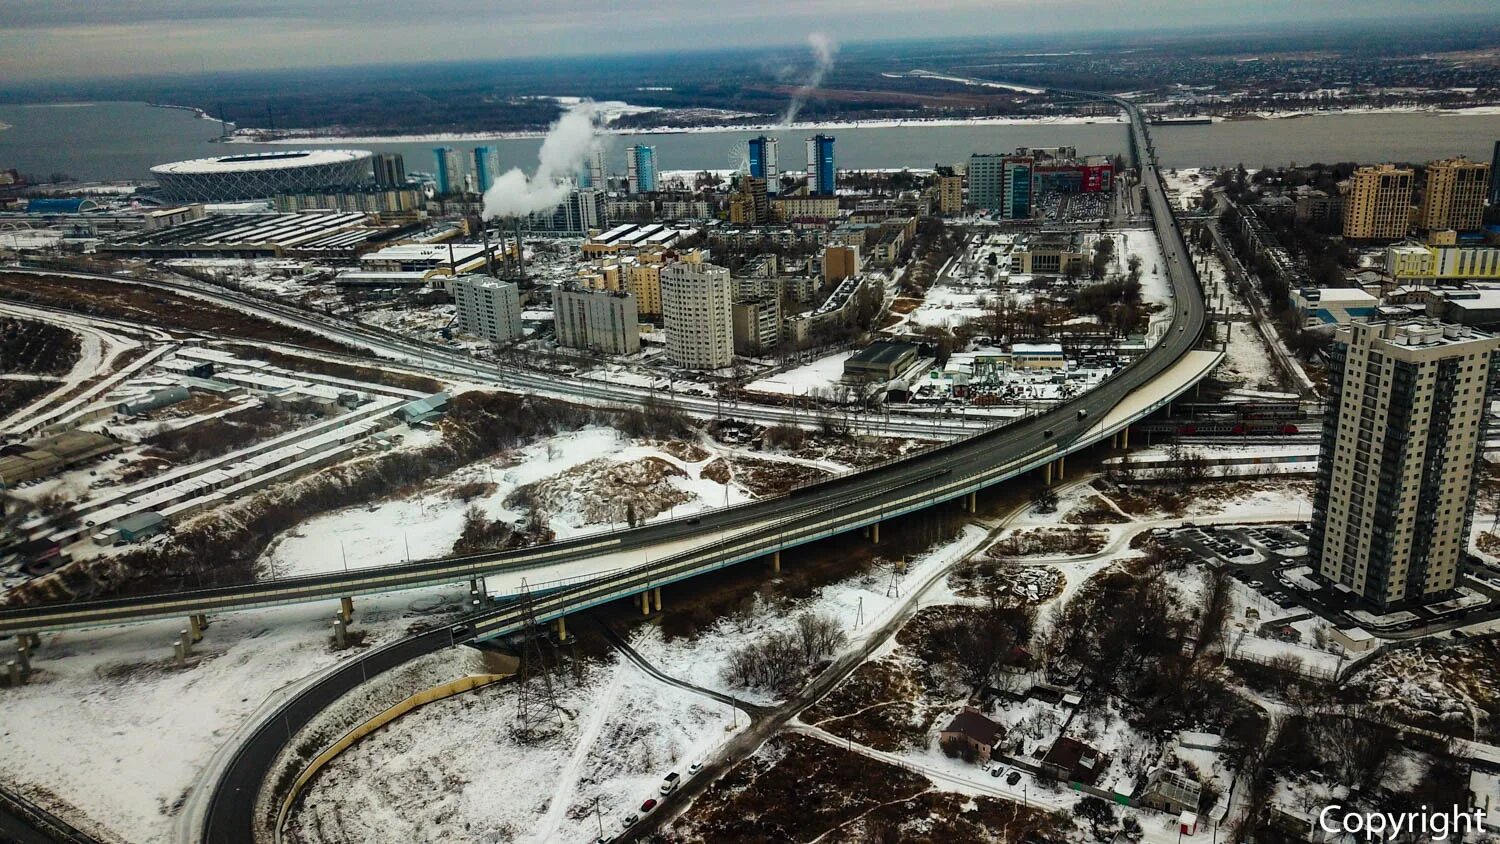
[513,579,563,741]
[886,556,906,599]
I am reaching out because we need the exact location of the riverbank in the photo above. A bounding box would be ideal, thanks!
[1219,103,1500,121]
[209,101,1500,145]
[217,111,1130,145]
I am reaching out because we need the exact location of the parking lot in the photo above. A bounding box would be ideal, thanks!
[1164,521,1500,636]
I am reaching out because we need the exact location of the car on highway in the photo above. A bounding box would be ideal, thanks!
[660,772,680,794]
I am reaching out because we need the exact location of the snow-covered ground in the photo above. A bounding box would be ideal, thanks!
[1218,321,1282,390]
[0,586,469,843]
[633,523,994,706]
[288,654,744,844]
[744,351,857,398]
[1159,167,1218,212]
[260,427,754,578]
[1109,226,1173,335]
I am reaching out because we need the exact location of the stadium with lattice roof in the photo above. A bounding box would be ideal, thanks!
[150,150,373,202]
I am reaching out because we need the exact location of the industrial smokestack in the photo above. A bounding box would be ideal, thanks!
[513,218,526,282]
[481,224,495,278]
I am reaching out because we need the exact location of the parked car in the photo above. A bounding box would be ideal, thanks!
[1007,771,1022,786]
[640,798,658,814]
[660,773,680,795]
[619,814,638,830]
[990,767,1003,778]
[687,761,703,776]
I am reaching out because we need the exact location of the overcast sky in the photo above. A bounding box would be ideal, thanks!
[1,0,1494,82]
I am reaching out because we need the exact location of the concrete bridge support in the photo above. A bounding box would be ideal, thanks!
[1057,456,1066,480]
[187,614,203,644]
[652,588,662,613]
[1044,462,1053,486]
[555,616,568,643]
[14,645,29,675]
[6,660,20,686]
[469,578,489,609]
[968,492,977,512]
[771,550,781,574]
[333,616,348,649]
[638,592,651,616]
[339,597,354,624]
[870,522,880,544]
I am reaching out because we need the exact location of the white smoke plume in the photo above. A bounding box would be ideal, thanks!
[482,102,600,220]
[780,33,837,127]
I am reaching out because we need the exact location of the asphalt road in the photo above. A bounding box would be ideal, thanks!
[201,627,452,844]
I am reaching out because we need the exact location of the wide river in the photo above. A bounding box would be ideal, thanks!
[2,101,1498,183]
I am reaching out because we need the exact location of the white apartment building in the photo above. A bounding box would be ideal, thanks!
[453,275,522,344]
[554,285,640,356]
[662,261,734,369]
[1309,318,1499,608]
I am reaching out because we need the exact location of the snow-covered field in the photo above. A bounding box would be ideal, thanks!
[744,351,856,398]
[633,523,994,707]
[259,427,754,579]
[1109,227,1172,334]
[0,586,469,843]
[292,521,999,841]
[288,655,743,844]
[1218,321,1282,390]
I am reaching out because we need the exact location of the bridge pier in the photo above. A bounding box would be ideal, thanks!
[870,522,880,544]
[652,588,662,613]
[968,492,977,512]
[14,645,29,675]
[639,592,651,616]
[1121,426,1130,450]
[339,597,354,624]
[555,616,568,643]
[1057,456,1066,480]
[1044,462,1053,486]
[469,578,489,609]
[6,660,21,686]
[187,614,203,644]
[771,550,781,574]
[175,631,190,665]
[333,616,347,649]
